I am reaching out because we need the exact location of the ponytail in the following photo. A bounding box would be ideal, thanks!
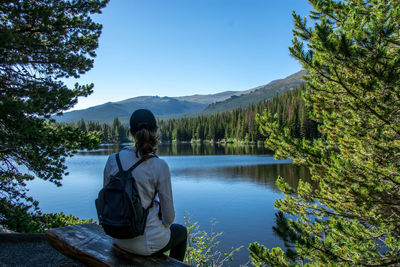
[132,128,159,158]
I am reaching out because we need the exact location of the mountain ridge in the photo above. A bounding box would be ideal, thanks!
[202,70,307,114]
[54,70,306,123]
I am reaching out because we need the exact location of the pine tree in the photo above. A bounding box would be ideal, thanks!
[250,0,400,266]
[0,0,108,231]
[76,119,86,131]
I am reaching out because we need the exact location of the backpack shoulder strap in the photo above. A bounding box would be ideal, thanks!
[146,189,158,211]
[127,154,157,172]
[115,153,123,172]
[127,158,146,172]
[116,151,156,173]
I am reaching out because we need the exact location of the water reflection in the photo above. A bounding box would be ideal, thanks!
[222,163,310,190]
[77,143,310,192]
[29,143,310,266]
[169,160,309,192]
[78,142,271,156]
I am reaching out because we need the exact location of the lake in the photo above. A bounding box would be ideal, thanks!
[27,143,309,266]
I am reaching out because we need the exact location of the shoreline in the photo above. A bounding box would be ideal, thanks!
[99,140,266,146]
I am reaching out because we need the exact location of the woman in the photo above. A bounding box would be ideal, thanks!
[103,109,187,261]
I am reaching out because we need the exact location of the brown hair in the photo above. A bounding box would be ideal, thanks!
[131,128,159,158]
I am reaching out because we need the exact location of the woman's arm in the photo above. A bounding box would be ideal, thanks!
[156,160,175,226]
[103,154,114,186]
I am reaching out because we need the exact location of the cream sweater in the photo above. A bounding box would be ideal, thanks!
[103,146,175,255]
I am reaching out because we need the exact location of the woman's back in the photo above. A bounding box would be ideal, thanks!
[103,147,174,255]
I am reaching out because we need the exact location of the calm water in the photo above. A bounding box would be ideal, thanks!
[27,143,309,266]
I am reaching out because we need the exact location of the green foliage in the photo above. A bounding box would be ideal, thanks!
[251,0,400,266]
[184,216,243,267]
[249,244,290,267]
[0,0,108,231]
[68,118,130,144]
[0,198,93,233]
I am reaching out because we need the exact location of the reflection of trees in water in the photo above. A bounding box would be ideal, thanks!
[76,143,310,192]
[172,163,310,193]
[77,143,271,156]
[159,143,270,156]
[77,143,124,156]
[225,164,310,192]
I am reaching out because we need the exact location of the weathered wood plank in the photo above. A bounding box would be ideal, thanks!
[45,223,189,267]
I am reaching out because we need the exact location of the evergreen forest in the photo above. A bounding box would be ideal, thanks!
[72,86,319,144]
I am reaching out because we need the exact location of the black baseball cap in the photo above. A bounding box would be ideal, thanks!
[129,109,157,134]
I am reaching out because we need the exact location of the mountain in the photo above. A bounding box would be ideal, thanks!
[54,96,208,123]
[174,91,241,104]
[54,91,243,123]
[202,70,307,114]
[54,70,306,124]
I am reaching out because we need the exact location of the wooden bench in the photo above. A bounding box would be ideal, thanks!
[45,223,189,267]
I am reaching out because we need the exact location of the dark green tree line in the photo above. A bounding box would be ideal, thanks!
[75,86,318,144]
[74,117,129,144]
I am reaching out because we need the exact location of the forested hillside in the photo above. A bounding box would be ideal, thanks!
[203,70,306,114]
[73,86,319,144]
[159,85,318,142]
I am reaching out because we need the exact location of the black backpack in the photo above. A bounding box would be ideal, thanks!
[95,152,156,239]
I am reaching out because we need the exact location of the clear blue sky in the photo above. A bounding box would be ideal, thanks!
[69,0,312,110]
